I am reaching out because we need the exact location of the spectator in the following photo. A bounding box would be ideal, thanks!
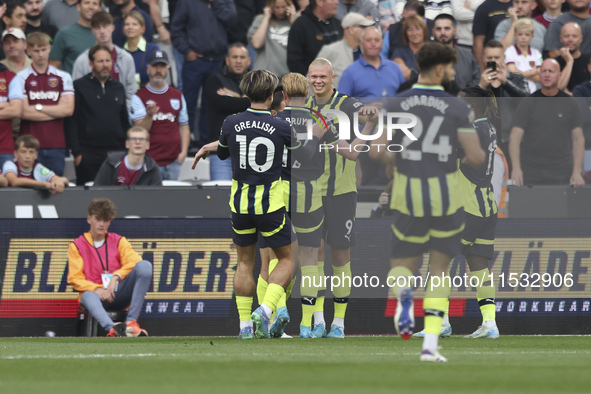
[227,0,266,46]
[2,2,27,32]
[494,0,546,53]
[129,50,190,181]
[203,43,251,180]
[171,0,237,147]
[0,60,23,168]
[123,11,160,89]
[381,0,434,59]
[93,126,162,186]
[450,0,485,48]
[287,0,343,75]
[248,0,298,78]
[336,0,380,21]
[23,0,58,39]
[67,198,152,337]
[545,0,591,58]
[339,26,405,96]
[472,0,511,70]
[509,58,585,186]
[42,0,79,30]
[72,12,137,106]
[393,14,428,79]
[110,0,154,48]
[504,18,541,93]
[554,22,590,94]
[382,0,452,21]
[67,44,131,186]
[534,0,563,28]
[49,0,101,75]
[0,171,7,187]
[3,135,69,194]
[432,14,481,90]
[572,60,591,172]
[19,32,75,176]
[318,12,375,87]
[478,40,530,97]
[0,28,32,74]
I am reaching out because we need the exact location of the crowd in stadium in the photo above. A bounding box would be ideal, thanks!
[0,0,588,191]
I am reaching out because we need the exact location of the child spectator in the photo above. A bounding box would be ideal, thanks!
[2,134,68,194]
[504,18,541,93]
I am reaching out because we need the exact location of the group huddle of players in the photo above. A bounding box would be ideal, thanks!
[192,42,501,363]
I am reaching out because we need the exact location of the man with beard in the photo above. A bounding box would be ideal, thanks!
[129,50,190,181]
[369,42,485,362]
[545,0,591,58]
[67,44,131,185]
[49,0,101,74]
[203,43,252,180]
[42,0,80,30]
[432,14,480,91]
[554,22,590,94]
[23,0,58,39]
[109,0,154,48]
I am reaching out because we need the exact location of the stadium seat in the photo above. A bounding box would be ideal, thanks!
[78,306,128,337]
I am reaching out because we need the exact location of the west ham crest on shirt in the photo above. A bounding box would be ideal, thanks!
[170,99,180,110]
[0,79,6,92]
[48,77,59,88]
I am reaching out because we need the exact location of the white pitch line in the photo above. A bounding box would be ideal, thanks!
[1,353,163,360]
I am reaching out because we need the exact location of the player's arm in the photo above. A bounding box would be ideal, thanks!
[0,98,22,119]
[335,106,380,160]
[0,173,8,187]
[4,171,54,189]
[473,35,485,70]
[39,93,75,118]
[508,126,524,186]
[21,96,55,121]
[369,124,395,165]
[49,175,69,194]
[191,141,220,169]
[177,124,190,163]
[571,126,585,187]
[114,237,143,280]
[457,128,485,168]
[557,49,574,92]
[67,242,102,293]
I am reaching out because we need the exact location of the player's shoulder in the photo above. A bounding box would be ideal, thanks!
[17,66,36,81]
[47,65,73,82]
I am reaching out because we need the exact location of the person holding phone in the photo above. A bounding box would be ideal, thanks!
[478,39,529,97]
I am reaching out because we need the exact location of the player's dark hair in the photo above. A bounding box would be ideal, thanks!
[88,44,111,62]
[240,69,279,103]
[270,90,285,113]
[227,42,248,57]
[88,198,117,221]
[91,11,113,28]
[434,13,456,26]
[416,42,457,73]
[458,86,499,120]
[3,2,25,20]
[484,40,504,50]
[403,0,425,17]
[15,134,39,151]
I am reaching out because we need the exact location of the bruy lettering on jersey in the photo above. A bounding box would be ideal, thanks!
[29,91,60,101]
[234,120,276,134]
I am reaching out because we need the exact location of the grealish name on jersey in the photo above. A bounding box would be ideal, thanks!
[29,91,60,101]
[234,120,276,134]
[400,95,449,114]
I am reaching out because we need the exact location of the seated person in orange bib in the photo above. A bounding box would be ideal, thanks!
[67,198,153,337]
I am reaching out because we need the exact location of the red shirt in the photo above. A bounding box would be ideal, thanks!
[116,156,141,185]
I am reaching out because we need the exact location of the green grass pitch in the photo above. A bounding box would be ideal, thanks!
[0,336,588,393]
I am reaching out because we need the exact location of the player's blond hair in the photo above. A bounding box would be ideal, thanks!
[282,72,308,98]
[514,18,534,34]
[127,125,150,139]
[26,32,51,48]
[309,58,334,73]
[240,69,279,103]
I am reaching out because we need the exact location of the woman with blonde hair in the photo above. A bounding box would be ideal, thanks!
[393,15,429,80]
[247,0,298,77]
[123,10,160,88]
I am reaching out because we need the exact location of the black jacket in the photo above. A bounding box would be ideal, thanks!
[66,74,130,157]
[287,7,343,75]
[93,151,162,186]
[204,65,251,144]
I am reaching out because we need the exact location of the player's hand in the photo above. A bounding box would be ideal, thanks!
[177,150,188,164]
[378,192,389,208]
[75,155,82,166]
[192,148,210,169]
[360,105,380,124]
[51,180,65,194]
[479,68,494,88]
[157,26,171,45]
[560,47,574,63]
[286,4,297,23]
[94,287,115,303]
[146,102,160,116]
[571,173,585,188]
[311,122,327,138]
[263,6,272,19]
[508,6,518,22]
[511,168,524,187]
[186,51,202,62]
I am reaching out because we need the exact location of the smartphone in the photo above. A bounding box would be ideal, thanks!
[486,61,497,71]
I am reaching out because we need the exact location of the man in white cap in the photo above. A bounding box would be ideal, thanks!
[0,28,32,74]
[317,12,375,87]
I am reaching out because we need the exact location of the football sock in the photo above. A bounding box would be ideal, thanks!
[423,273,450,343]
[277,292,287,310]
[239,320,252,329]
[387,266,413,298]
[262,283,284,314]
[300,265,319,326]
[268,258,279,275]
[314,261,326,321]
[236,296,253,322]
[256,275,268,305]
[472,268,496,323]
[332,262,351,320]
[285,278,295,299]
